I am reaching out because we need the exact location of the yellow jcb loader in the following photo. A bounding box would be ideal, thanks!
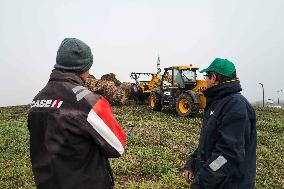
[148,64,207,116]
[130,58,207,116]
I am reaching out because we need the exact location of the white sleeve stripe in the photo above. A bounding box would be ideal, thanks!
[76,90,91,101]
[209,155,227,171]
[87,109,124,155]
[72,86,86,93]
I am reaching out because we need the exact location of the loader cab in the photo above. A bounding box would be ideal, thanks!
[179,68,197,89]
[162,67,197,90]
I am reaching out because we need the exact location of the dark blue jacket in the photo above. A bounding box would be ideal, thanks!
[185,81,256,189]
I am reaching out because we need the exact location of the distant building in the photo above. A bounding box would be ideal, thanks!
[266,99,274,104]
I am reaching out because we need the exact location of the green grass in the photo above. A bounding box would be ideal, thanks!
[0,105,283,188]
[0,105,34,189]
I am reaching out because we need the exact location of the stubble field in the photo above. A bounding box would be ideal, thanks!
[0,105,283,188]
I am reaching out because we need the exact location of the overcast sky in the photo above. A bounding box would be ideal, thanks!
[1,0,284,107]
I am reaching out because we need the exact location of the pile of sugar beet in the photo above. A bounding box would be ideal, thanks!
[85,73,134,106]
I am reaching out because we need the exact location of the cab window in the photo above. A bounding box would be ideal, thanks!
[173,69,184,87]
[181,70,196,82]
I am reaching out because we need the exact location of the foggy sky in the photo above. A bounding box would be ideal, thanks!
[1,0,284,107]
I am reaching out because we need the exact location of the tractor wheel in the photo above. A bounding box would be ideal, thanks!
[131,84,139,94]
[130,84,143,104]
[148,92,162,111]
[176,93,194,117]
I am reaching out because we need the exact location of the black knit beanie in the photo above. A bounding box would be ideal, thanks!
[54,38,93,73]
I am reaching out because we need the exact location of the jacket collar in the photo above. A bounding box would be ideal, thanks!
[49,69,85,85]
[204,80,242,107]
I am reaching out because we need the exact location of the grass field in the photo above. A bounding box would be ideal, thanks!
[0,105,283,188]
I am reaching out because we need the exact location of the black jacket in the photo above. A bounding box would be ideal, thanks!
[28,70,126,189]
[185,81,256,189]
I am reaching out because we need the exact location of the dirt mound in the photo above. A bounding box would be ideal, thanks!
[85,73,132,106]
[101,73,121,86]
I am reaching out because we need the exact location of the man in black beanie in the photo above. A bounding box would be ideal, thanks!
[28,38,126,189]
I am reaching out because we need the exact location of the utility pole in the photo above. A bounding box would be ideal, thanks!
[259,83,264,107]
[277,90,283,105]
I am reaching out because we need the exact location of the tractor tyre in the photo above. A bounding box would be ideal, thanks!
[176,93,195,117]
[130,84,143,104]
[148,92,162,111]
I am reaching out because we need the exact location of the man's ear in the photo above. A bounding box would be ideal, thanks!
[212,73,216,81]
[80,70,90,81]
[212,73,219,84]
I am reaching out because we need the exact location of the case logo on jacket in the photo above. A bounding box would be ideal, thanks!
[31,99,63,108]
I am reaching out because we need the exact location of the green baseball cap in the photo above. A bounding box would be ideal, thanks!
[200,58,236,78]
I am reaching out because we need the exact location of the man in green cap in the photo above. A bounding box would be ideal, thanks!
[183,58,256,189]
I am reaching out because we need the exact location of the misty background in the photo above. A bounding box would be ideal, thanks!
[1,0,284,107]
